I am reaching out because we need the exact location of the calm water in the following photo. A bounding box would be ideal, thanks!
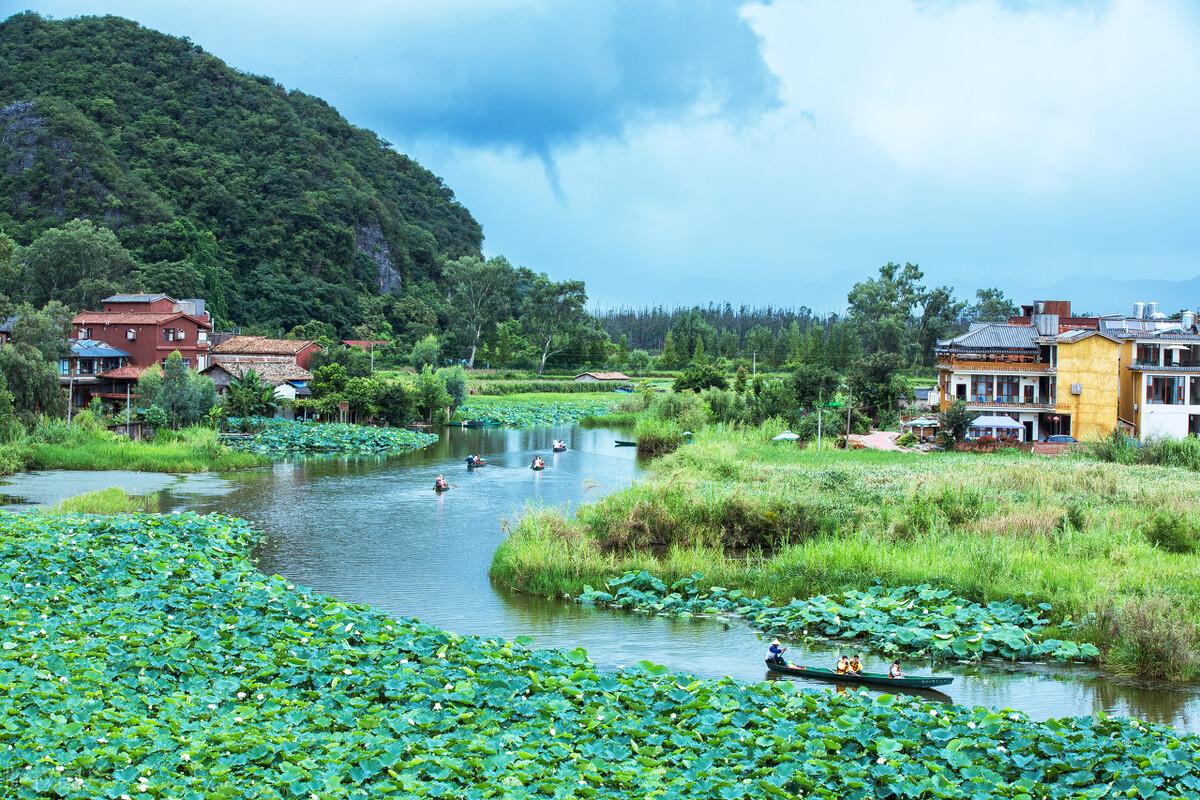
[4,425,1199,732]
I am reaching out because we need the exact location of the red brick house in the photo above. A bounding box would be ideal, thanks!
[71,294,212,371]
[210,335,322,370]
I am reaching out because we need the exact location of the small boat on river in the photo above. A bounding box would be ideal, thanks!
[530,464,545,471]
[614,440,637,447]
[434,485,450,493]
[764,661,953,689]
[466,460,487,469]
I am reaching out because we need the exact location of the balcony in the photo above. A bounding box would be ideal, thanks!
[963,396,1055,412]
[1129,361,1200,373]
[937,360,1054,374]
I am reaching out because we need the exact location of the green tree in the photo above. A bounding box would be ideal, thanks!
[968,288,1019,322]
[437,365,468,411]
[847,262,927,358]
[917,286,966,366]
[224,369,277,418]
[939,399,975,446]
[847,351,906,423]
[445,255,514,368]
[626,349,651,376]
[344,376,379,422]
[522,276,587,374]
[375,381,414,426]
[691,336,706,364]
[658,329,679,370]
[410,334,441,370]
[311,364,349,398]
[20,219,136,309]
[413,365,450,423]
[158,351,214,427]
[11,302,72,361]
[0,229,18,304]
[0,343,63,420]
[673,363,727,393]
[791,364,841,411]
[286,320,338,344]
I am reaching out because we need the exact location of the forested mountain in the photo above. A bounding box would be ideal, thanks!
[0,12,482,329]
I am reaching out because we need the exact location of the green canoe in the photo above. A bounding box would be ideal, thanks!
[614,440,637,447]
[765,660,953,689]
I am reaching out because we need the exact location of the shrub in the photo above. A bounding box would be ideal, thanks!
[1142,511,1197,553]
[672,364,727,393]
[895,431,917,447]
[1105,596,1200,681]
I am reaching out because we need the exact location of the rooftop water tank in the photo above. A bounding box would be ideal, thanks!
[1133,301,1146,320]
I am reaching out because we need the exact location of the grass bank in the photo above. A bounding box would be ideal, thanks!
[4,510,1198,797]
[42,487,156,514]
[493,426,1200,680]
[1,422,268,475]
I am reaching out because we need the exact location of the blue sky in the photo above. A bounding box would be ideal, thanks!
[6,0,1200,311]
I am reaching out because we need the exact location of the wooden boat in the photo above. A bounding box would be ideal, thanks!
[433,485,450,493]
[552,446,567,453]
[614,440,637,447]
[764,660,953,689]
[530,465,545,471]
[466,460,488,469]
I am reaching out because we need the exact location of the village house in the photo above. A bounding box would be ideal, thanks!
[574,371,632,383]
[210,335,321,370]
[0,315,16,346]
[72,294,212,371]
[1106,303,1200,439]
[201,361,313,406]
[58,339,144,409]
[936,300,1121,442]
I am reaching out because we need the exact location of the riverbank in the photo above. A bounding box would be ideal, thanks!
[492,425,1200,680]
[0,423,267,476]
[5,509,1199,797]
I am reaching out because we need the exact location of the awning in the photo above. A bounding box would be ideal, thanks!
[970,414,1023,429]
[903,417,940,427]
[772,431,801,441]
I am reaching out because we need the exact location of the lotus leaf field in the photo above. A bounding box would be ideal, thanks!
[579,572,1102,663]
[228,419,438,455]
[453,398,616,428]
[4,513,1200,798]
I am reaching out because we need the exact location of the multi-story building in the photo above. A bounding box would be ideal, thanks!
[71,294,212,371]
[58,339,143,409]
[1106,304,1200,439]
[936,300,1121,442]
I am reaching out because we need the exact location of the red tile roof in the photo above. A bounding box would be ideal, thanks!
[574,371,632,381]
[212,335,316,355]
[98,365,150,380]
[73,311,211,328]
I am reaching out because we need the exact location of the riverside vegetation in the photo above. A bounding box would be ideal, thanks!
[225,417,438,456]
[493,424,1200,681]
[5,510,1200,799]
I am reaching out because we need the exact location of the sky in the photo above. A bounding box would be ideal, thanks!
[5,0,1200,312]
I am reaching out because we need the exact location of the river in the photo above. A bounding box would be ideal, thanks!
[4,423,1199,732]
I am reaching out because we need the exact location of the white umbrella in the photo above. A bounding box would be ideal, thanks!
[772,431,801,441]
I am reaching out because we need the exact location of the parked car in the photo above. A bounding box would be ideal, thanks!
[1046,435,1077,444]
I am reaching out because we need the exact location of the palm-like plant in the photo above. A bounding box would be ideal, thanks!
[225,370,278,418]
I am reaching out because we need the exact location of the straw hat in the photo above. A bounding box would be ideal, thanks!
[771,639,781,645]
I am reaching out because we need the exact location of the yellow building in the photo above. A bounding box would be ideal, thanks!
[1053,330,1121,441]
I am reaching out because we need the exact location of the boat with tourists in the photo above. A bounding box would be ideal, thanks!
[764,660,953,689]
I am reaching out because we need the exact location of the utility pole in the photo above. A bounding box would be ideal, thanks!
[125,384,131,438]
[845,385,853,439]
[67,368,74,425]
[752,351,757,377]
[816,388,823,451]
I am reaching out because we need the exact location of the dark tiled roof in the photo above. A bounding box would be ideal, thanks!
[203,361,312,385]
[102,293,172,303]
[938,324,1038,351]
[0,315,16,334]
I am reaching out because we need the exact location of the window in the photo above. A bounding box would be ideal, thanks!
[1148,376,1185,405]
[970,374,992,402]
[181,358,191,368]
[1191,377,1200,406]
[1136,343,1161,366]
[164,329,176,342]
[126,329,137,341]
[59,359,70,376]
[197,331,208,342]
[79,359,96,376]
[996,376,1020,403]
[177,328,187,340]
[79,327,92,339]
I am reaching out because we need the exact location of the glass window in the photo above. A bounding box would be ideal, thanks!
[164,329,176,342]
[996,376,1020,403]
[1136,343,1161,366]
[59,359,69,376]
[1148,376,1184,405]
[970,375,992,402]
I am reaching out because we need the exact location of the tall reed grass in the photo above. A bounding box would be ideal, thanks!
[43,487,157,514]
[492,425,1200,680]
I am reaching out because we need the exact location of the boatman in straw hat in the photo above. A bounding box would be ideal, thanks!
[767,639,787,666]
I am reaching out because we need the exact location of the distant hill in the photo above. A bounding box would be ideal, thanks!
[0,12,482,329]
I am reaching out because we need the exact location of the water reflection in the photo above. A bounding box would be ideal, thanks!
[2,426,1198,731]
